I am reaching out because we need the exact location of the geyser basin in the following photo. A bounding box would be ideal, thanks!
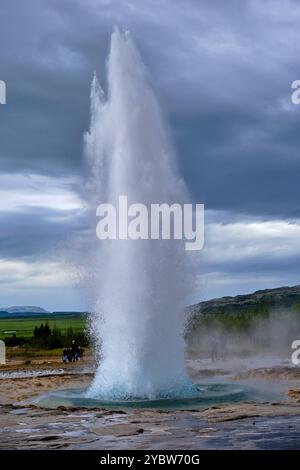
[35,382,265,411]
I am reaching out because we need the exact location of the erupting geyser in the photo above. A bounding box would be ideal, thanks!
[84,29,194,400]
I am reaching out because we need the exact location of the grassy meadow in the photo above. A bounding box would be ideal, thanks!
[0,315,86,340]
[0,313,89,357]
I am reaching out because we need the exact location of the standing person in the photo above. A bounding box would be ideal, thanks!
[70,339,77,362]
[62,348,68,363]
[210,334,219,362]
[67,347,73,363]
[77,346,84,361]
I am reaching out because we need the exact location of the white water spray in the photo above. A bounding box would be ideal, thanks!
[84,29,194,400]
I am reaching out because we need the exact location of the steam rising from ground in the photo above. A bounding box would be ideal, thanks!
[187,309,300,363]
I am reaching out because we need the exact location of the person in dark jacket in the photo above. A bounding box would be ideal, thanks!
[71,339,77,362]
[62,348,68,363]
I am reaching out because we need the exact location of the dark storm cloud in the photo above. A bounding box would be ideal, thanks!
[0,207,87,260]
[1,0,300,216]
[1,0,300,306]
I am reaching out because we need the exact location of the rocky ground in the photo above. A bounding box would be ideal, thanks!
[1,356,300,449]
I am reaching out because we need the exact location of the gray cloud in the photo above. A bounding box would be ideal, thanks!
[1,0,300,307]
[0,207,87,260]
[1,0,300,216]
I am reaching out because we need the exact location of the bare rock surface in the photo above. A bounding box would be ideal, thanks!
[1,358,300,449]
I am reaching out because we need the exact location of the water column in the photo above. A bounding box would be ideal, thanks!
[84,29,193,399]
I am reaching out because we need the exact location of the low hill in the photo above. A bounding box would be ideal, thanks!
[189,284,300,317]
[0,306,49,314]
[186,284,300,336]
[0,307,84,320]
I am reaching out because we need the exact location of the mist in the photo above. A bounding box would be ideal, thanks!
[186,309,300,362]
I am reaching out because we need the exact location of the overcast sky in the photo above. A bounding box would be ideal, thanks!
[1,0,300,310]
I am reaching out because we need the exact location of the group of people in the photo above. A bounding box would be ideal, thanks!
[62,339,84,363]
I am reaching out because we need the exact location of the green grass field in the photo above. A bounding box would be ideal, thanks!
[0,316,87,340]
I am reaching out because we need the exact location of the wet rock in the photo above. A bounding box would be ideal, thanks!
[288,389,300,401]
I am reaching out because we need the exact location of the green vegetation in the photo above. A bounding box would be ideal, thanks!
[186,284,300,338]
[195,306,271,333]
[0,314,89,350]
[186,304,300,343]
[0,316,86,339]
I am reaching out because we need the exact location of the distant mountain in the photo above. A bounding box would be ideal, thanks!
[2,285,300,320]
[188,284,300,319]
[0,306,49,314]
